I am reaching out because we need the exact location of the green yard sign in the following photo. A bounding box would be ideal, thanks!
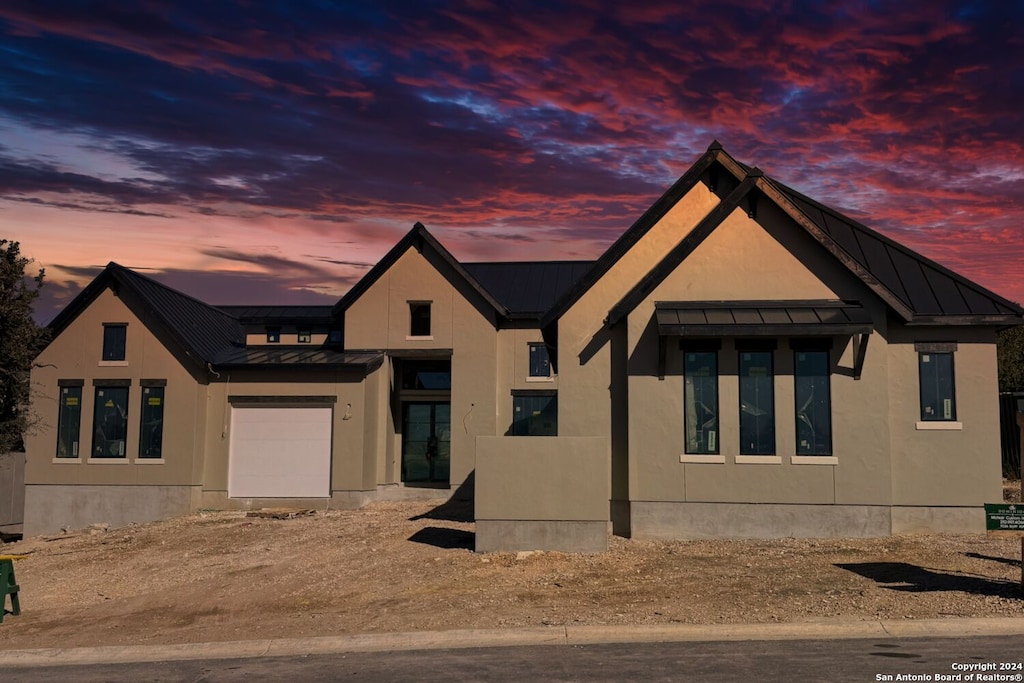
[985,504,1024,534]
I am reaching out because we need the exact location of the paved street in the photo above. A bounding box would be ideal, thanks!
[5,636,1022,683]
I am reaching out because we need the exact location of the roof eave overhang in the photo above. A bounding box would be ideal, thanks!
[906,315,1024,326]
[658,323,873,337]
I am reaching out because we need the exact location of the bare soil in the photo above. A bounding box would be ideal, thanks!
[1,483,1022,650]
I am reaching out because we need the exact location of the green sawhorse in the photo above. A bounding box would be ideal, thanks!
[0,555,25,623]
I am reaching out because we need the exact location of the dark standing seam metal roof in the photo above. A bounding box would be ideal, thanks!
[766,178,1022,319]
[603,143,1023,327]
[212,346,383,370]
[215,306,336,325]
[463,261,594,317]
[654,301,873,337]
[111,266,246,363]
[43,263,382,373]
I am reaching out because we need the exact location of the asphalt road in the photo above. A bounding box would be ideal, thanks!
[5,636,1022,682]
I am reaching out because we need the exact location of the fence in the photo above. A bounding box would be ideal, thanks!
[0,451,25,535]
[999,393,1023,479]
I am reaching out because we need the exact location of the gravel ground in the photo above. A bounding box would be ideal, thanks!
[0,482,1021,650]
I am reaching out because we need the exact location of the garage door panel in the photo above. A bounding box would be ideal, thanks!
[228,406,332,498]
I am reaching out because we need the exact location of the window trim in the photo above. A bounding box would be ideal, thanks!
[738,348,775,455]
[510,389,558,436]
[793,348,832,456]
[683,348,719,455]
[101,323,127,362]
[409,301,432,338]
[527,342,553,380]
[138,384,165,459]
[91,384,130,459]
[55,381,84,459]
[917,346,957,422]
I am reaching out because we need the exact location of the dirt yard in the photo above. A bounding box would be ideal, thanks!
[1,483,1022,650]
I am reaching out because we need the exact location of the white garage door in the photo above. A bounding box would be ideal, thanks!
[228,406,332,498]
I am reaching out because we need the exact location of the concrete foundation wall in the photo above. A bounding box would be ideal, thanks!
[475,436,609,552]
[23,484,200,535]
[630,501,988,538]
[630,501,891,539]
[476,520,607,553]
[890,506,985,534]
[198,490,374,511]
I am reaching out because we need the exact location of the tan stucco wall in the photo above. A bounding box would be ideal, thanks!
[624,205,897,508]
[885,327,1002,507]
[342,247,504,488]
[26,288,204,488]
[475,436,609,521]
[557,181,720,441]
[199,372,370,496]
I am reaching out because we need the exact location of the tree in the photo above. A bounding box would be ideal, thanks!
[0,240,48,453]
[998,324,1024,393]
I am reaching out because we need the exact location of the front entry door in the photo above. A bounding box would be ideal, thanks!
[401,402,450,484]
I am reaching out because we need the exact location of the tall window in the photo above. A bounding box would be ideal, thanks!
[511,391,557,436]
[409,302,431,337]
[102,324,127,361]
[739,350,774,455]
[919,350,956,421]
[92,385,129,458]
[795,350,831,455]
[684,351,718,454]
[56,384,83,458]
[528,343,551,378]
[139,385,165,459]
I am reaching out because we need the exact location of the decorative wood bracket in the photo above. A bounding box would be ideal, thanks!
[853,332,870,380]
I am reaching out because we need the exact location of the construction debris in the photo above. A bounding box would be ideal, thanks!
[245,508,316,520]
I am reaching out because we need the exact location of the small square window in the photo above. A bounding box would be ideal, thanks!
[298,329,312,343]
[528,343,551,378]
[511,392,557,436]
[410,302,431,337]
[102,324,127,361]
[266,328,281,343]
[328,329,343,345]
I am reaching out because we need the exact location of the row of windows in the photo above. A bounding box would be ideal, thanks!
[56,382,165,460]
[684,348,957,457]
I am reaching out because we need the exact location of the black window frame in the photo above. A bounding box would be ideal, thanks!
[738,344,775,455]
[793,347,833,456]
[511,390,558,436]
[409,301,432,337]
[102,323,127,361]
[297,329,312,344]
[266,327,281,343]
[139,381,166,459]
[55,380,84,458]
[683,348,719,454]
[91,382,130,459]
[917,343,957,422]
[528,343,552,378]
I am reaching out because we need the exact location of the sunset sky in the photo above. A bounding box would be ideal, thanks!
[2,1,1022,324]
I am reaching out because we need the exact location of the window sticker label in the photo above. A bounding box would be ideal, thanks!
[64,397,79,406]
[148,397,162,406]
[943,398,952,419]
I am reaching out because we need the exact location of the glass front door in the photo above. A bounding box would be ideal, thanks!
[401,402,451,484]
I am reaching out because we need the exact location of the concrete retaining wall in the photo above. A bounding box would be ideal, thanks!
[475,436,609,552]
[23,484,200,536]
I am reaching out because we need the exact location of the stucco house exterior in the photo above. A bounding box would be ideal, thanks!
[25,143,1023,550]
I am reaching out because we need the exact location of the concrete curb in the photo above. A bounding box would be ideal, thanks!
[1,618,1023,668]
